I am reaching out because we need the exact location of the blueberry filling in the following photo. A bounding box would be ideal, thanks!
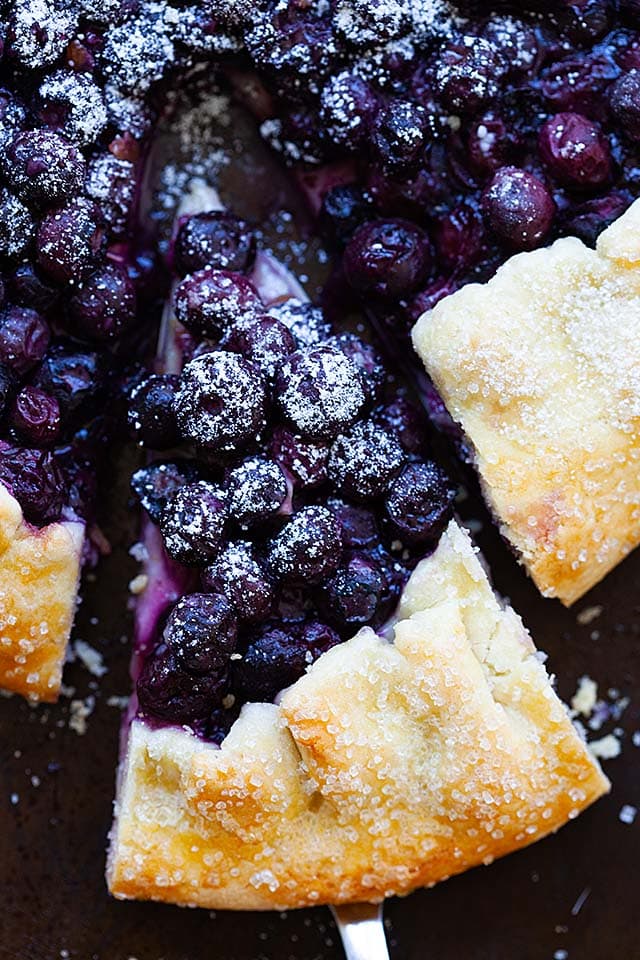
[0,0,637,734]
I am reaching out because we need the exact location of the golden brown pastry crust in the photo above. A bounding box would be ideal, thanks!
[0,483,84,701]
[412,201,640,606]
[107,521,607,910]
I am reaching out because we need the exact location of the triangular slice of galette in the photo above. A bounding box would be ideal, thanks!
[107,187,607,910]
[413,199,640,607]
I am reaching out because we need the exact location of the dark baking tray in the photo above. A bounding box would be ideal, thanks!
[1,86,639,960]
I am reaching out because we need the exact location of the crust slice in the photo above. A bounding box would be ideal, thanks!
[0,483,84,701]
[108,521,608,910]
[412,200,640,605]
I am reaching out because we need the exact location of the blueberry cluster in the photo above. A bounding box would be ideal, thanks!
[132,209,455,733]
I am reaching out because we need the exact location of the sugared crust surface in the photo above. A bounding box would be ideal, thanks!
[108,522,607,910]
[412,201,640,606]
[0,483,84,701]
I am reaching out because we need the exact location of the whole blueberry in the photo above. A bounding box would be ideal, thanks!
[435,37,504,115]
[69,262,136,341]
[130,459,201,524]
[268,299,330,348]
[319,553,387,630]
[466,115,521,177]
[226,457,288,528]
[0,306,49,375]
[225,315,296,380]
[11,386,60,447]
[37,198,107,285]
[0,189,34,259]
[0,365,15,418]
[160,480,227,565]
[539,113,612,188]
[35,348,106,427]
[327,333,386,405]
[136,648,225,723]
[174,268,262,340]
[163,592,237,674]
[174,352,268,455]
[328,421,405,500]
[202,541,275,623]
[128,374,180,450]
[327,498,379,550]
[372,397,426,454]
[560,193,631,246]
[320,71,378,150]
[482,167,556,249]
[481,16,539,75]
[609,72,640,141]
[0,446,66,525]
[174,211,257,275]
[343,219,432,299]
[319,184,373,245]
[270,427,329,490]
[3,130,85,206]
[372,100,428,175]
[434,203,486,272]
[8,263,58,313]
[385,461,455,545]
[267,505,342,584]
[276,343,366,440]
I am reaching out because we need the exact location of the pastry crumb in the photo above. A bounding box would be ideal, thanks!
[74,639,107,678]
[576,604,603,625]
[619,804,637,825]
[588,733,621,760]
[570,676,598,717]
[129,573,149,595]
[69,696,95,735]
[107,695,130,709]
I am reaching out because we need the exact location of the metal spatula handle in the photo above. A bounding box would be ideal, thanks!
[330,903,390,960]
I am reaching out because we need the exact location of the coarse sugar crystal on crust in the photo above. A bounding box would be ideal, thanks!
[412,199,640,606]
[0,483,84,701]
[107,521,607,910]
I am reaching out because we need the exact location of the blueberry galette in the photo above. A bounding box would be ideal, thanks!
[413,200,640,606]
[107,189,607,909]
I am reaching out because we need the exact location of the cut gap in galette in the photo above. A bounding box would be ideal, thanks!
[413,200,640,607]
[107,185,607,910]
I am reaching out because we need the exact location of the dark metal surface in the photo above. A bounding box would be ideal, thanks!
[1,86,639,960]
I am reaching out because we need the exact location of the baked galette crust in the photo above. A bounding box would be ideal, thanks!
[107,521,607,910]
[412,200,640,606]
[0,483,84,701]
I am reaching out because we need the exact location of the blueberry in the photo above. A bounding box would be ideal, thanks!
[136,648,225,723]
[271,426,329,490]
[319,184,373,245]
[328,421,405,500]
[86,152,136,241]
[480,16,539,75]
[206,702,240,745]
[68,262,136,342]
[343,219,432,299]
[234,618,340,703]
[372,397,426,454]
[319,553,387,630]
[174,212,257,275]
[560,193,631,245]
[267,505,342,584]
[202,541,275,623]
[384,461,455,545]
[539,112,612,189]
[435,37,504,115]
[163,592,237,675]
[0,306,49,376]
[268,299,330,348]
[174,268,262,340]
[225,315,296,379]
[37,70,107,147]
[128,374,179,450]
[37,198,107,285]
[160,480,227,565]
[0,188,34,259]
[130,459,201,524]
[609,72,640,141]
[372,100,428,175]
[327,333,386,405]
[466,115,521,177]
[3,130,85,206]
[319,71,378,150]
[0,365,15,418]
[434,203,486,272]
[0,446,66,525]
[11,386,60,447]
[226,457,288,528]
[482,167,556,250]
[174,352,268,455]
[8,263,58,313]
[35,348,106,427]
[327,498,379,549]
[276,344,366,440]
